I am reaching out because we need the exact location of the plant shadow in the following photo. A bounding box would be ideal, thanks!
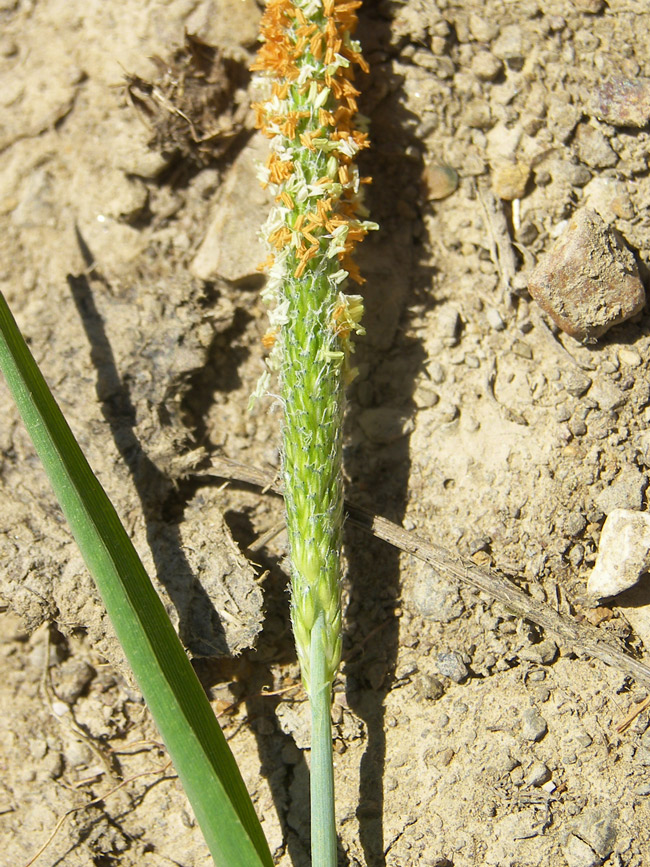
[66,231,229,657]
[339,5,437,865]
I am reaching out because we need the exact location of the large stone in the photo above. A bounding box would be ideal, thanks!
[528,209,645,342]
[587,508,650,598]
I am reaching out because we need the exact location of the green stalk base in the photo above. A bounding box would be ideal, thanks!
[310,613,336,867]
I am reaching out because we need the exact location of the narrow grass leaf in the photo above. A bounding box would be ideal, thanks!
[0,291,273,867]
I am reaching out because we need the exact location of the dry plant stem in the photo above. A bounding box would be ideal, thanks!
[203,456,650,692]
[252,2,375,862]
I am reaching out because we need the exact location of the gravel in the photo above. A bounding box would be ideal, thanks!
[591,77,650,128]
[571,807,618,859]
[563,834,601,867]
[436,651,470,684]
[525,760,551,787]
[595,467,648,514]
[573,123,618,169]
[520,707,548,742]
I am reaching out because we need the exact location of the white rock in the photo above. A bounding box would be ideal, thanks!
[587,508,650,598]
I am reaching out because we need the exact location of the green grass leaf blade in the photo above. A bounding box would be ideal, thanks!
[0,291,273,867]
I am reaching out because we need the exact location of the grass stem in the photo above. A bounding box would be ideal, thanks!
[310,612,336,867]
[252,2,376,860]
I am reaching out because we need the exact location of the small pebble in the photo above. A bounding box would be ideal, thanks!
[489,749,518,775]
[428,361,446,384]
[486,307,506,331]
[492,161,530,200]
[584,176,634,222]
[52,700,70,718]
[492,24,524,64]
[619,347,641,367]
[519,639,558,665]
[588,412,616,439]
[516,220,538,245]
[64,739,93,769]
[511,339,533,359]
[406,564,465,622]
[29,737,48,760]
[574,123,618,169]
[569,417,588,437]
[462,98,493,130]
[525,761,551,787]
[521,707,547,742]
[437,401,459,424]
[437,304,461,345]
[569,544,585,567]
[281,741,301,765]
[574,0,604,11]
[0,35,18,57]
[395,661,418,680]
[571,807,618,859]
[587,508,650,598]
[563,834,600,867]
[414,674,445,701]
[436,747,455,767]
[429,35,447,56]
[528,208,645,342]
[547,103,582,144]
[595,467,647,514]
[53,660,95,704]
[510,766,524,785]
[564,371,592,397]
[568,164,593,187]
[424,165,459,200]
[471,51,503,82]
[589,379,626,412]
[436,650,469,683]
[591,77,650,128]
[565,512,588,536]
[468,14,498,42]
[573,730,593,750]
[413,385,439,409]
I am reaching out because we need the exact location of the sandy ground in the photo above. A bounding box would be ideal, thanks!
[2,0,650,865]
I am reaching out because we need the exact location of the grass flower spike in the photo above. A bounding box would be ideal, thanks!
[252,1,376,862]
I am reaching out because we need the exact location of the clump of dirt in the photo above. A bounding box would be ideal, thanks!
[126,32,251,167]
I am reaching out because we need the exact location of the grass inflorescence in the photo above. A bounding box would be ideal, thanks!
[252,2,376,861]
[252,0,376,691]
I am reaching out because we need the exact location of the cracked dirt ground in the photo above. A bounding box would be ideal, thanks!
[2,1,650,865]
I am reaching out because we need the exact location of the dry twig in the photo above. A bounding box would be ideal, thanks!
[202,455,650,690]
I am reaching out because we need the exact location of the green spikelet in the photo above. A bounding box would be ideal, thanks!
[252,0,376,694]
